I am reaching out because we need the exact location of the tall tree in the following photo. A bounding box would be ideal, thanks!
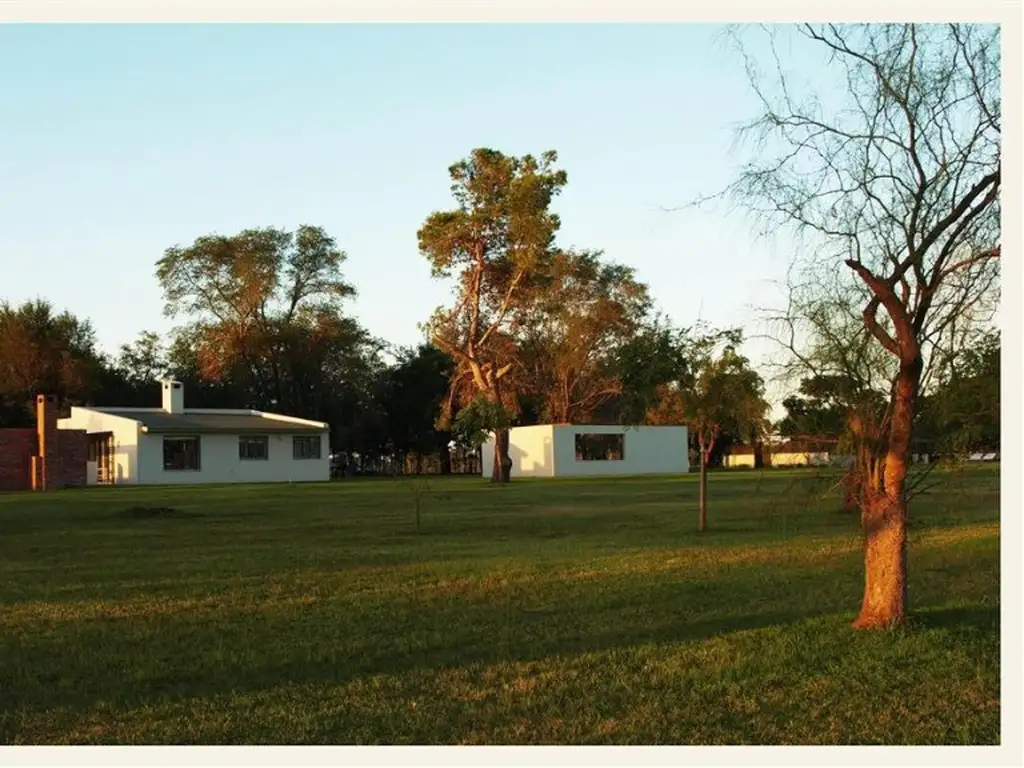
[418,148,568,483]
[516,249,652,424]
[156,224,357,413]
[724,24,1000,628]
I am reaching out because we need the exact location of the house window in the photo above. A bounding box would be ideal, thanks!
[293,435,322,460]
[239,435,269,461]
[575,433,625,461]
[163,436,200,471]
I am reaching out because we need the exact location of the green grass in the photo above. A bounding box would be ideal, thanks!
[0,465,1000,745]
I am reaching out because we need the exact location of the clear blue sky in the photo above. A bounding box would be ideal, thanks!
[0,24,811,406]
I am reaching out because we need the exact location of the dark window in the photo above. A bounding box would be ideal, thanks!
[575,433,625,461]
[163,436,200,471]
[239,435,269,461]
[293,436,322,460]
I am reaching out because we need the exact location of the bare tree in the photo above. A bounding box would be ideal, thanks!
[721,24,1000,629]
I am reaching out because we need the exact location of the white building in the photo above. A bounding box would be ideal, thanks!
[57,380,330,486]
[480,424,689,479]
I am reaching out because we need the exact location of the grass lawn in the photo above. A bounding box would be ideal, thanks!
[0,465,1000,745]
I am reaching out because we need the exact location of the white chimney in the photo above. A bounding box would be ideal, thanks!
[161,380,184,414]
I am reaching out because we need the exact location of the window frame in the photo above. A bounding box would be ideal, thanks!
[238,435,270,461]
[292,435,322,460]
[574,432,626,462]
[163,435,201,471]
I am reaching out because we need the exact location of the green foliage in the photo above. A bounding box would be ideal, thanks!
[516,249,653,423]
[377,344,456,456]
[450,394,512,448]
[156,225,354,322]
[919,330,1000,455]
[0,299,107,426]
[677,328,770,453]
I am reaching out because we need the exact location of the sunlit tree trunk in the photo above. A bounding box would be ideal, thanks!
[852,357,920,629]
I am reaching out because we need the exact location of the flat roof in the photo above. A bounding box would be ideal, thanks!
[93,410,326,435]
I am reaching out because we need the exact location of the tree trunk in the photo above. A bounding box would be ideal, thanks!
[698,446,708,533]
[439,442,452,475]
[492,427,512,484]
[852,357,920,630]
[852,493,908,629]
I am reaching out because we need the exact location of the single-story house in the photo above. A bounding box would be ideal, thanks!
[724,438,834,468]
[480,424,689,479]
[57,380,330,486]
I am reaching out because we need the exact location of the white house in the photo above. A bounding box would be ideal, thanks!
[57,380,330,486]
[480,424,689,479]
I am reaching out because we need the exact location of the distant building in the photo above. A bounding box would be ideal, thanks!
[57,380,330,486]
[480,424,689,478]
[724,437,834,468]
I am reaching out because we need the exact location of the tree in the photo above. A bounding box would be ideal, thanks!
[418,148,568,483]
[610,316,692,425]
[377,344,457,473]
[657,329,769,533]
[516,249,652,424]
[918,328,999,455]
[156,224,356,412]
[0,299,106,426]
[724,24,1000,628]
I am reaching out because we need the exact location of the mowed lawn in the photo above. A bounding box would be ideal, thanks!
[0,466,1000,745]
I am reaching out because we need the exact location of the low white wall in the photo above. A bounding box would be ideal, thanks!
[771,451,830,467]
[724,454,756,468]
[552,425,689,477]
[480,425,555,478]
[137,432,330,485]
[58,408,141,485]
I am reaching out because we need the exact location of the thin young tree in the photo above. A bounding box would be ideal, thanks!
[722,24,1000,628]
[418,148,568,483]
[666,330,769,533]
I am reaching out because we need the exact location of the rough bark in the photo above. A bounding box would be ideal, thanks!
[492,427,512,484]
[852,357,920,629]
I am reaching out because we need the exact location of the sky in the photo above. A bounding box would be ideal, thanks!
[0,24,820,409]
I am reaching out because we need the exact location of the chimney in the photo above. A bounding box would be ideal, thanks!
[33,393,62,491]
[161,380,185,414]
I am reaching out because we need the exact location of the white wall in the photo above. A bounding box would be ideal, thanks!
[724,454,757,468]
[771,451,830,467]
[137,431,330,485]
[552,425,689,477]
[482,424,689,478]
[480,425,555,478]
[58,408,141,484]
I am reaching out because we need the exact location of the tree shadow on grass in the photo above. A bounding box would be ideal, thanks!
[913,605,999,634]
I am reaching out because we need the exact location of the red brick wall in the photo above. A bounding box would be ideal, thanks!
[0,395,88,492]
[59,430,88,488]
[0,429,35,491]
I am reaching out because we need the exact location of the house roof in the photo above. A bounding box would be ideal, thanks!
[89,409,327,435]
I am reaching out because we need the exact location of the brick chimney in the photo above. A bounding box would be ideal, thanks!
[161,380,185,414]
[32,394,63,491]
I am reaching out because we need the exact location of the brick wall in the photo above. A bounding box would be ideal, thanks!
[0,395,88,492]
[0,429,35,491]
[59,430,88,488]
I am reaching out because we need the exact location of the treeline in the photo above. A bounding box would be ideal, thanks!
[0,147,999,477]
